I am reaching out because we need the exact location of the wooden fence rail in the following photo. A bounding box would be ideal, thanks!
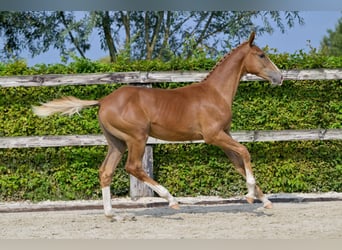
[1,129,341,149]
[1,69,342,88]
[1,69,341,197]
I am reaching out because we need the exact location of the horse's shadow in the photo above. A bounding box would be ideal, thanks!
[118,203,273,221]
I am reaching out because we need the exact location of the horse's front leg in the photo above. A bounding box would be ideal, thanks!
[206,130,272,209]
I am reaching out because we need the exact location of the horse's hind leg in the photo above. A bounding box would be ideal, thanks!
[99,129,126,217]
[125,139,179,209]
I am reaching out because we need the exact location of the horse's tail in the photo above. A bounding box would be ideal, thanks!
[32,96,99,117]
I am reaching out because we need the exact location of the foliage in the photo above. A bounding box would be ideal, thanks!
[0,51,341,201]
[154,141,342,196]
[320,17,342,56]
[0,11,304,62]
[0,11,92,62]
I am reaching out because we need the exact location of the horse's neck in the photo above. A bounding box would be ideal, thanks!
[204,47,247,104]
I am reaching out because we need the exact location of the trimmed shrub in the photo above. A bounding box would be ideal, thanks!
[0,52,341,201]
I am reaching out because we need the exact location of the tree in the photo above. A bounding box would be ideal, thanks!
[94,11,118,62]
[117,11,304,60]
[320,17,342,56]
[0,11,94,62]
[0,11,304,63]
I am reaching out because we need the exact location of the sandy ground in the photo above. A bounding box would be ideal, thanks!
[1,194,342,239]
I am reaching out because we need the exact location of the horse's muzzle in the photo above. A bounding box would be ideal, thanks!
[269,72,283,86]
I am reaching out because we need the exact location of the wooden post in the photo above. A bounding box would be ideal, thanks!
[129,145,154,199]
[129,82,154,199]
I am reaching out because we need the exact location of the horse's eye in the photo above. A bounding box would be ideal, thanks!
[259,54,265,58]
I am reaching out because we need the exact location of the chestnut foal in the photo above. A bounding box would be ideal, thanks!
[33,32,283,219]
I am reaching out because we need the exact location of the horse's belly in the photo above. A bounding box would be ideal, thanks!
[149,124,202,142]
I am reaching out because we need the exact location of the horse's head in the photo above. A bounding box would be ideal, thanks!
[243,32,283,86]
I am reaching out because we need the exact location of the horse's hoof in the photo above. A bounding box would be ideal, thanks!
[263,201,273,209]
[245,196,254,204]
[170,203,180,210]
[104,210,115,218]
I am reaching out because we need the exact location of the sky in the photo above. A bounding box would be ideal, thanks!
[23,11,342,66]
[257,11,341,53]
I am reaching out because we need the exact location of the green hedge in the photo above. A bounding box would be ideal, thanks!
[0,52,341,201]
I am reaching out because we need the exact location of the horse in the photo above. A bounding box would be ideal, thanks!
[33,32,283,219]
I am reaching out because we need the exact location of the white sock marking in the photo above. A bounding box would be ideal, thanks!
[144,182,178,206]
[246,170,256,197]
[102,186,113,216]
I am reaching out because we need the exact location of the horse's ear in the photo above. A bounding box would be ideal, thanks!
[248,31,256,46]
